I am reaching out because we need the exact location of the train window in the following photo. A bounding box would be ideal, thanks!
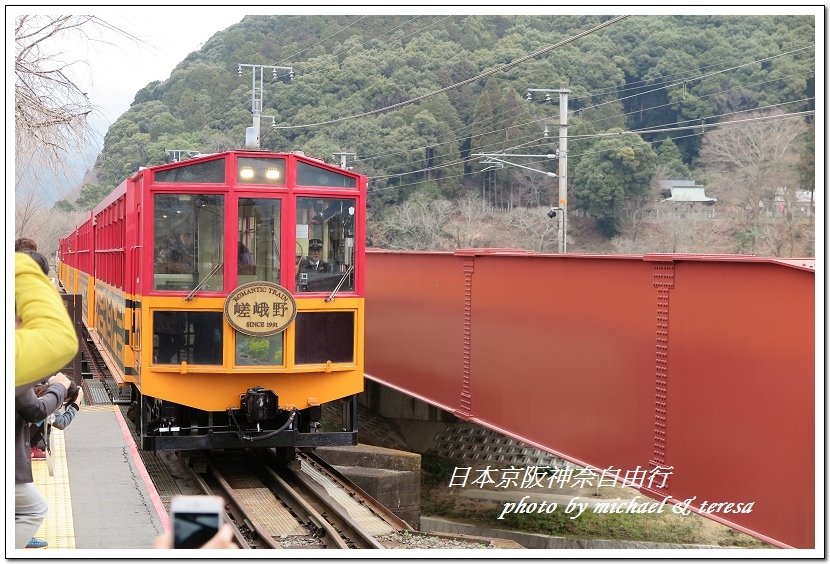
[154,194,225,292]
[154,158,225,183]
[234,332,284,366]
[153,311,223,365]
[237,157,286,185]
[296,161,356,188]
[294,312,354,365]
[295,197,356,293]
[238,198,280,284]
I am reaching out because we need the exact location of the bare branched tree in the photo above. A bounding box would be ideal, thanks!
[379,194,455,250]
[612,212,733,255]
[14,15,124,247]
[446,193,495,248]
[698,110,808,256]
[506,207,559,252]
[15,16,96,176]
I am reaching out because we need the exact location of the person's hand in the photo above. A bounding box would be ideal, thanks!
[74,388,84,405]
[49,372,72,389]
[153,523,238,549]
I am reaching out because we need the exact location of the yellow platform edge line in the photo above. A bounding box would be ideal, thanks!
[32,429,75,549]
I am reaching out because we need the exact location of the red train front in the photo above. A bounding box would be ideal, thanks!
[58,150,366,453]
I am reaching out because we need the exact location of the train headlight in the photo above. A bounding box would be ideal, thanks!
[265,167,281,180]
[243,386,278,422]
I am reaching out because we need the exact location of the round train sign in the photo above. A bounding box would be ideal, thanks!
[224,281,297,336]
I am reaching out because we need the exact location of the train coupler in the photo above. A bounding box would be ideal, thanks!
[242,386,278,422]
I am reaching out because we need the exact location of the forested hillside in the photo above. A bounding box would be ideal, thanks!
[64,14,815,256]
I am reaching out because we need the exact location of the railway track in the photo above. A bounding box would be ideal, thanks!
[75,327,405,549]
[76,328,132,406]
[76,326,504,551]
[177,450,409,549]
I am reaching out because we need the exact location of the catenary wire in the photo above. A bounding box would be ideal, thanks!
[273,15,628,129]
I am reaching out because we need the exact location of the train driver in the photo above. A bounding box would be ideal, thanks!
[298,239,330,274]
[296,239,331,292]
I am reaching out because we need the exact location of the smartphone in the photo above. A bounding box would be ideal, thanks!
[171,495,224,549]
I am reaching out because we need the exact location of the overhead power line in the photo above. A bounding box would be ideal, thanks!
[573,44,813,103]
[575,45,815,116]
[569,109,814,140]
[274,15,628,130]
[337,39,813,169]
[366,109,814,188]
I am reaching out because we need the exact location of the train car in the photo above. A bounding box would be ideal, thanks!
[58,150,365,453]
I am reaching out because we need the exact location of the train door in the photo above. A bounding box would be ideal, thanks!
[233,196,286,368]
[125,177,143,379]
[237,197,281,285]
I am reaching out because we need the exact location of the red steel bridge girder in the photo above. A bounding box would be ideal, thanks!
[364,250,815,549]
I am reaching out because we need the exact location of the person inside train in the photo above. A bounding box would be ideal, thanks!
[158,230,196,274]
[30,377,83,460]
[298,239,330,274]
[15,372,72,548]
[238,241,255,275]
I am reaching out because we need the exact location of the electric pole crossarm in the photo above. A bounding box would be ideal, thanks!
[238,63,294,149]
[333,151,357,169]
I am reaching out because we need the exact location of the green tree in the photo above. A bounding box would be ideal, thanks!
[656,138,691,179]
[75,182,113,210]
[53,199,75,212]
[83,14,815,252]
[572,131,658,237]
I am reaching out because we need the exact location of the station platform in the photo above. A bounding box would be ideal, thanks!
[12,403,169,555]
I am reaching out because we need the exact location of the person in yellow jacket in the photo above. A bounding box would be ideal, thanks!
[15,252,78,388]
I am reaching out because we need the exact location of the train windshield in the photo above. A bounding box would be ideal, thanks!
[296,161,356,188]
[295,197,356,293]
[154,194,225,292]
[238,198,281,284]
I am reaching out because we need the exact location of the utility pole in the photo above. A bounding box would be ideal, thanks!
[332,151,356,169]
[528,85,570,252]
[238,63,293,149]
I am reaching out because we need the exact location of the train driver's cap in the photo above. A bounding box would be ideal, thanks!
[309,239,323,250]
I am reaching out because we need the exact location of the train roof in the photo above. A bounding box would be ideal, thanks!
[61,149,364,239]
[136,149,360,179]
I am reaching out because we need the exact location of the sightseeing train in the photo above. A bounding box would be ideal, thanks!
[57,150,365,453]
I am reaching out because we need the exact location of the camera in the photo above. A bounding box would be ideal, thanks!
[65,382,80,406]
[547,208,558,219]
